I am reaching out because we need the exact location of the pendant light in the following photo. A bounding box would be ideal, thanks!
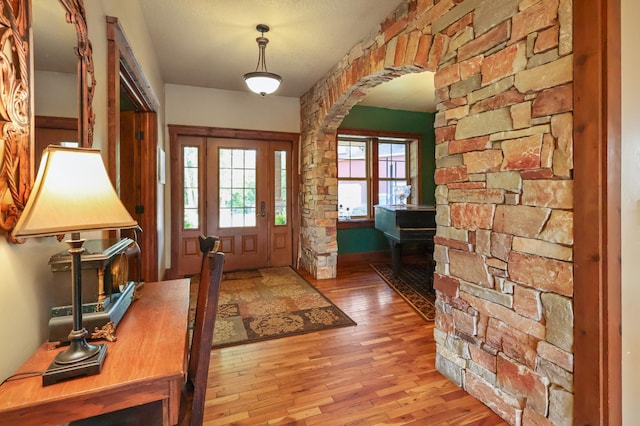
[243,24,282,96]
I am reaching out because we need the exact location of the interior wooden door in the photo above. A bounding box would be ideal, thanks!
[119,110,158,283]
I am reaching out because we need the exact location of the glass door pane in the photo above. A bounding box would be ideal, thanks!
[218,148,257,228]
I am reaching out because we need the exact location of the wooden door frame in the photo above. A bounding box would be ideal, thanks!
[167,125,300,278]
[106,17,160,282]
[574,0,621,424]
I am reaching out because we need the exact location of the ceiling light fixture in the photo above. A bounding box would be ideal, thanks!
[243,24,282,96]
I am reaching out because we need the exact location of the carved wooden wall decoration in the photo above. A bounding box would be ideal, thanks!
[0,0,94,241]
[0,0,30,242]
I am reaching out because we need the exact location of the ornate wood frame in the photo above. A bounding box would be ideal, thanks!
[0,0,95,242]
[0,0,30,241]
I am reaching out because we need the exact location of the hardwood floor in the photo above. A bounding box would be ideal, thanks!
[204,263,508,425]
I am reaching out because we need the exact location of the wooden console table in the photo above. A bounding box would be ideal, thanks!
[0,279,190,426]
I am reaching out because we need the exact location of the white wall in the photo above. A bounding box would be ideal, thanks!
[622,0,640,423]
[165,84,300,133]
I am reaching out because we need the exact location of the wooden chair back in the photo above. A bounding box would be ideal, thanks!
[188,236,223,424]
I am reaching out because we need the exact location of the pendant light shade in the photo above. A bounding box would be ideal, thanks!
[243,24,282,96]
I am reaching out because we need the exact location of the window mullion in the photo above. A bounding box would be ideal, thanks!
[371,138,379,210]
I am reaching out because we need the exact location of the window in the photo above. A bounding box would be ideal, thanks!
[183,146,199,229]
[337,132,418,220]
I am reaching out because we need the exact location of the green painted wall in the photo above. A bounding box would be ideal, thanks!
[338,105,436,254]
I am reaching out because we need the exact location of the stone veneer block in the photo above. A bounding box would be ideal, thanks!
[491,232,513,261]
[522,179,573,209]
[474,0,520,37]
[436,153,465,168]
[469,343,498,373]
[448,188,505,204]
[468,359,497,386]
[434,273,459,298]
[435,165,468,184]
[541,292,574,352]
[462,292,546,340]
[511,101,532,130]
[449,135,492,154]
[558,0,573,56]
[487,171,522,192]
[539,210,573,245]
[486,317,538,369]
[537,340,573,372]
[450,202,496,230]
[460,280,513,308]
[476,229,491,256]
[532,83,572,117]
[501,134,543,170]
[512,236,573,261]
[494,204,550,238]
[464,150,503,173]
[514,54,573,93]
[436,184,449,205]
[449,250,493,287]
[513,285,542,320]
[534,25,560,54]
[537,358,573,392]
[497,354,549,416]
[523,407,555,426]
[460,56,483,79]
[482,42,528,86]
[468,76,515,105]
[436,225,469,242]
[436,347,465,387]
[509,251,573,296]
[456,108,513,139]
[436,204,451,226]
[490,124,551,141]
[510,0,559,44]
[453,307,478,337]
[548,385,574,426]
[551,112,573,178]
[458,18,510,61]
[434,245,450,264]
[465,371,524,426]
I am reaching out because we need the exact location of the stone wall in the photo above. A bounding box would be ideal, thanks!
[299,0,574,424]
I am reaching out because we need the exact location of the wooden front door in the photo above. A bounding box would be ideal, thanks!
[172,129,296,276]
[207,138,293,271]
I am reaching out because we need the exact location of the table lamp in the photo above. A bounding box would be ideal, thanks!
[12,145,138,386]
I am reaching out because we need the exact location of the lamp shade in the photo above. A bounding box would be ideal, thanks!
[12,145,138,238]
[243,71,282,96]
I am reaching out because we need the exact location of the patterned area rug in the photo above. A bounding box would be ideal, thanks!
[370,263,436,321]
[190,266,356,348]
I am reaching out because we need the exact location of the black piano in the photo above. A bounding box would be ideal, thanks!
[374,204,436,277]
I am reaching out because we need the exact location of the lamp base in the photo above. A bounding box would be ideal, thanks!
[42,343,107,386]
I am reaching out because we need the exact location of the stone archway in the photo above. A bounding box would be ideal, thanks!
[299,1,441,279]
[298,0,599,424]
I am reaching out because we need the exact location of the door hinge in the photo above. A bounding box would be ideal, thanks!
[135,130,144,141]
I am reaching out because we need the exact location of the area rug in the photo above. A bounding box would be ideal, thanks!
[370,263,436,321]
[190,266,356,348]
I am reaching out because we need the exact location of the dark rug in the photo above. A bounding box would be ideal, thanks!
[370,263,436,321]
[190,266,356,349]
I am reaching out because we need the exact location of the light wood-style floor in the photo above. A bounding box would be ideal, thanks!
[205,263,508,425]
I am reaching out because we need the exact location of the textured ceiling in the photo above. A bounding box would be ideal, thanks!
[33,0,436,113]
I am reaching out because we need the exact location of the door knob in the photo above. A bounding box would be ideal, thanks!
[258,201,266,217]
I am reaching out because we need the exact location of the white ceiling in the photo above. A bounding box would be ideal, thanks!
[33,0,437,113]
